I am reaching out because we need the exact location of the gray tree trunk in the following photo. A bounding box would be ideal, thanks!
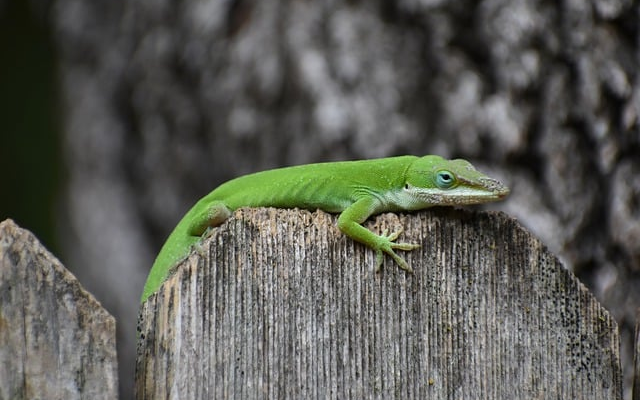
[634,312,640,400]
[50,0,640,398]
[137,209,622,399]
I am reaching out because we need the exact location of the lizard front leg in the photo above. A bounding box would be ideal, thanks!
[337,197,420,272]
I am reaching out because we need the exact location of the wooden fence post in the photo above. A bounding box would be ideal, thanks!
[136,208,622,399]
[0,219,118,399]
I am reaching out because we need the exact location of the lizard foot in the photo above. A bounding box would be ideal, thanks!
[375,228,421,273]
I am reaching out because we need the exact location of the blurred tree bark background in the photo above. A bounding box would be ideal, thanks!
[2,0,638,399]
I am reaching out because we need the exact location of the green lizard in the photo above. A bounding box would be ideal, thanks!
[141,155,509,302]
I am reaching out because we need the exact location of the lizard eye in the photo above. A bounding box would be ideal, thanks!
[436,170,456,189]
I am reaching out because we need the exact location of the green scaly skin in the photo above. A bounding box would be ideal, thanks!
[141,155,509,302]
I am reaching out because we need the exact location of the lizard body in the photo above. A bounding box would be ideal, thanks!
[141,155,509,302]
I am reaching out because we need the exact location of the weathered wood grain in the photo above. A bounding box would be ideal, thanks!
[136,208,621,399]
[0,219,118,400]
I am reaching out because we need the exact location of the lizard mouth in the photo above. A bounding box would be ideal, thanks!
[475,176,510,196]
[406,178,510,207]
[456,177,510,203]
[489,183,510,200]
[436,187,508,205]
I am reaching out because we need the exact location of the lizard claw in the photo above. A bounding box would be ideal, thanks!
[375,228,420,273]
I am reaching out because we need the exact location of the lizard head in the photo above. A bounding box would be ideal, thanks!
[403,155,510,208]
